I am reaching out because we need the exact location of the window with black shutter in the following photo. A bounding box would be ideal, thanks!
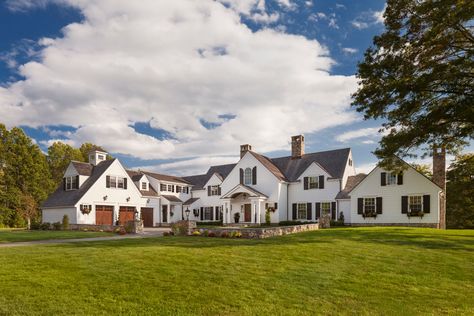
[397,172,403,185]
[292,203,297,220]
[315,202,321,218]
[423,195,430,213]
[307,203,312,220]
[303,177,309,190]
[319,175,324,189]
[252,167,257,185]
[240,168,244,184]
[357,198,363,214]
[381,172,387,186]
[376,197,382,214]
[401,196,408,214]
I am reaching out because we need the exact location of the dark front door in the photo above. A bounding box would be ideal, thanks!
[141,207,154,227]
[244,204,251,222]
[162,205,168,223]
[95,205,114,225]
[119,206,135,225]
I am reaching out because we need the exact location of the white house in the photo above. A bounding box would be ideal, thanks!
[42,135,444,228]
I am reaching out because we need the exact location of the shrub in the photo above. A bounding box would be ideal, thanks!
[265,211,271,225]
[220,231,229,238]
[207,232,216,237]
[118,227,127,235]
[30,221,41,230]
[40,222,51,230]
[234,231,242,238]
[197,221,223,226]
[163,231,170,236]
[203,230,209,237]
[192,230,201,236]
[62,215,70,230]
[52,222,62,230]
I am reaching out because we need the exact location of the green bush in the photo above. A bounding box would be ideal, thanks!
[62,215,70,230]
[40,222,51,230]
[30,220,41,230]
[197,221,223,226]
[265,211,271,225]
[52,222,62,230]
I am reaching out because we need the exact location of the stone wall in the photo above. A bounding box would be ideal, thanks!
[69,224,115,232]
[194,223,319,239]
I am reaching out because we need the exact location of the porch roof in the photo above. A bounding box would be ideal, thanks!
[220,184,268,199]
[161,195,183,203]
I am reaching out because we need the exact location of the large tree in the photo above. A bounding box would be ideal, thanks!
[352,0,473,166]
[47,142,84,185]
[446,154,474,228]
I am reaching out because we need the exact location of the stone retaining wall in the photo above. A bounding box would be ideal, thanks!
[69,224,115,232]
[194,223,320,239]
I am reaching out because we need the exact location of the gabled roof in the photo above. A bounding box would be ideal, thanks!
[71,161,93,176]
[182,163,236,190]
[335,174,367,199]
[142,171,189,185]
[42,159,116,208]
[126,169,145,182]
[221,184,268,199]
[249,151,287,181]
[183,197,200,206]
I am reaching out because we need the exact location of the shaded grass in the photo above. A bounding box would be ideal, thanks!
[0,227,473,315]
[0,229,114,243]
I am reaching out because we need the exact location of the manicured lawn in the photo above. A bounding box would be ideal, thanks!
[0,227,473,315]
[0,229,114,243]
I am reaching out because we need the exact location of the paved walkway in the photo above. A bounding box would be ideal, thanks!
[0,228,169,248]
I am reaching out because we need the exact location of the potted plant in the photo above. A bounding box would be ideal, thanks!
[234,212,240,223]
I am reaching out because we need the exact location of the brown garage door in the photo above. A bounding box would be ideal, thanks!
[141,208,154,227]
[96,205,114,225]
[119,206,136,225]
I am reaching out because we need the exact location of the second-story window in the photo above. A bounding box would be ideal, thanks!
[210,185,219,196]
[176,186,182,193]
[106,176,127,189]
[160,184,167,191]
[65,176,78,190]
[141,182,147,190]
[244,168,252,185]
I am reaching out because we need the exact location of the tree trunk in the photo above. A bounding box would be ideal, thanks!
[433,147,446,229]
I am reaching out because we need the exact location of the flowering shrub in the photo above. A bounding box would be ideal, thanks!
[208,232,216,237]
[234,231,242,238]
[220,231,229,238]
[192,230,201,236]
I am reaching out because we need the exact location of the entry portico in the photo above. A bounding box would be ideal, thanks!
[221,184,267,225]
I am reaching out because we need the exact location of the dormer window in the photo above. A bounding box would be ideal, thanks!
[64,176,79,191]
[98,154,105,161]
[141,182,147,190]
[381,172,403,186]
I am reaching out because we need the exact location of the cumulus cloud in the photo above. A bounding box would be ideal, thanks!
[351,5,386,30]
[1,0,357,164]
[336,127,382,142]
[138,156,239,176]
[342,47,358,54]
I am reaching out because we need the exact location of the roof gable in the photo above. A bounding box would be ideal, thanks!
[71,161,93,176]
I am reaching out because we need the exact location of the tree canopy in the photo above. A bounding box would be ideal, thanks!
[48,142,84,185]
[352,0,474,166]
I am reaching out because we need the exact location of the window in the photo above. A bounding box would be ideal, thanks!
[98,154,105,161]
[210,185,219,196]
[364,198,376,213]
[176,186,182,193]
[308,176,319,189]
[65,176,77,190]
[409,195,422,213]
[349,159,353,166]
[244,168,252,185]
[204,207,213,220]
[141,182,147,190]
[168,185,174,192]
[117,177,124,189]
[297,203,307,220]
[107,176,126,189]
[160,184,167,191]
[109,176,117,188]
[321,202,331,215]
[387,172,397,185]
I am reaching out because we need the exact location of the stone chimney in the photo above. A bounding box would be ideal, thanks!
[240,144,252,159]
[88,149,108,166]
[291,135,305,159]
[432,146,446,229]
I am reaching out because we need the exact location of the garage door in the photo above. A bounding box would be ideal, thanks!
[96,205,114,225]
[141,208,154,227]
[119,206,136,225]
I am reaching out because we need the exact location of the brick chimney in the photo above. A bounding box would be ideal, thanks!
[240,144,252,159]
[432,146,446,229]
[291,135,305,158]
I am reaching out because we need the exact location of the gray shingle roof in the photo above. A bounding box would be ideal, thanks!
[182,163,236,190]
[142,171,189,185]
[335,174,367,199]
[183,197,200,205]
[42,159,115,208]
[161,195,183,203]
[71,161,93,176]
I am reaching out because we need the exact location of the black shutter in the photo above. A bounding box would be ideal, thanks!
[397,172,403,185]
[315,203,321,218]
[124,178,127,189]
[63,178,67,190]
[210,207,214,220]
[240,168,244,184]
[106,175,110,188]
[275,202,278,209]
[200,207,204,220]
[218,186,221,195]
[307,203,312,220]
[319,176,324,189]
[381,172,386,186]
[401,196,408,214]
[292,203,297,220]
[75,175,79,189]
[423,195,430,213]
[171,185,174,193]
[216,207,220,220]
[357,198,363,214]
[303,177,308,190]
[208,186,211,196]
[252,167,257,185]
[331,202,336,218]
[376,197,382,214]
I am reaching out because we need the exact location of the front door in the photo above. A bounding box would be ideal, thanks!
[162,205,168,223]
[244,204,251,222]
[141,207,154,227]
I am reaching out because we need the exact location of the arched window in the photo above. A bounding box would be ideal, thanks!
[244,167,252,185]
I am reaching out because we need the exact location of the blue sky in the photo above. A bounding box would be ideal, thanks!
[0,0,442,175]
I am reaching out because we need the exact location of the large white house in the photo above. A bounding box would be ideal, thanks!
[42,135,444,228]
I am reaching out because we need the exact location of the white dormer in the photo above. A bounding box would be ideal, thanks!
[89,150,107,166]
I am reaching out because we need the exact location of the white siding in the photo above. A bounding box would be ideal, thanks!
[338,199,351,223]
[42,207,76,224]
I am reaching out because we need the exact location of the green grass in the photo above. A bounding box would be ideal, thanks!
[0,229,114,243]
[0,227,473,315]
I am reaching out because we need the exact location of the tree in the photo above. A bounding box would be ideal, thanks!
[411,163,433,179]
[47,142,84,185]
[352,0,474,168]
[17,193,38,229]
[446,154,474,228]
[79,143,109,162]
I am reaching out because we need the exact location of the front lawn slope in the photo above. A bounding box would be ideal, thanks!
[0,227,472,315]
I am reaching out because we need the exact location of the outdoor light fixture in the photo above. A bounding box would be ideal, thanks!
[126,197,130,202]
[185,207,190,220]
[103,195,108,201]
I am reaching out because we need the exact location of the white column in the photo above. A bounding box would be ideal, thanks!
[256,200,261,225]
[252,200,256,224]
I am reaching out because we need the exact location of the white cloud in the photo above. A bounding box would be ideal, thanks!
[351,21,369,30]
[355,162,376,174]
[336,127,382,142]
[138,156,239,176]
[352,5,386,30]
[342,47,358,54]
[1,0,357,162]
[373,5,386,24]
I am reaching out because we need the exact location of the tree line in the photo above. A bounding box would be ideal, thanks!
[0,123,108,228]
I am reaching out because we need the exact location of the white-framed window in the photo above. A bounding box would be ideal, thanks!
[176,186,182,193]
[204,207,213,220]
[117,177,124,189]
[141,182,147,190]
[297,203,307,220]
[98,154,105,161]
[244,168,252,185]
[160,184,167,191]
[109,176,117,188]
[210,185,219,196]
[308,176,319,189]
[65,176,77,190]
[364,197,376,213]
[107,176,126,189]
[168,185,174,192]
[349,159,353,166]
[409,195,422,213]
[321,202,331,215]
[386,172,398,185]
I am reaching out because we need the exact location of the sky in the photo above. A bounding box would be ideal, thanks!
[1,0,464,176]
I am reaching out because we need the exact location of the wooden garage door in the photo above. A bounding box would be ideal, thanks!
[141,208,154,227]
[96,205,114,225]
[119,206,136,225]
